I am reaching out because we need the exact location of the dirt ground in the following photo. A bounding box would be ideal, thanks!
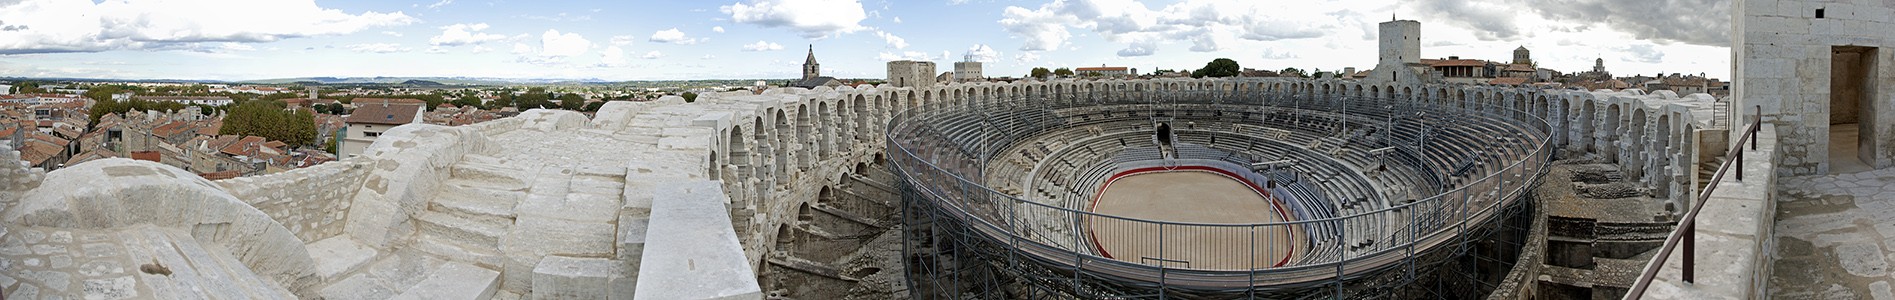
[1089,171,1301,270]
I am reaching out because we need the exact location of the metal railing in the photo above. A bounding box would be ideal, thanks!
[890,90,1554,296]
[1624,105,1764,299]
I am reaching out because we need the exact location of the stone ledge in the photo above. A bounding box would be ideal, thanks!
[634,181,762,300]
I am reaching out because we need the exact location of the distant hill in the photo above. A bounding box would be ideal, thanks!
[240,76,612,86]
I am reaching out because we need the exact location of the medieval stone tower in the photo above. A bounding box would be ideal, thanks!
[803,45,820,81]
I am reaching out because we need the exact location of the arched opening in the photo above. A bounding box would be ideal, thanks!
[797,104,813,170]
[1155,122,1174,147]
[1603,104,1622,162]
[775,109,793,181]
[817,102,834,159]
[1578,100,1596,152]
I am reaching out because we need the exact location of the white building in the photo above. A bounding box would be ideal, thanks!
[0,84,11,95]
[341,103,424,157]
[140,96,234,106]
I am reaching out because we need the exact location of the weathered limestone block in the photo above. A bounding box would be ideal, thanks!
[306,235,379,281]
[530,256,618,300]
[590,101,646,131]
[345,124,488,250]
[517,109,591,132]
[392,262,501,300]
[218,158,372,243]
[2,158,317,295]
[635,181,762,300]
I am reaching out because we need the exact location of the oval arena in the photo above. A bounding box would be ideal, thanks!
[889,86,1555,298]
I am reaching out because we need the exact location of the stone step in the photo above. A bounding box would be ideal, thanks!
[414,235,507,270]
[391,262,502,300]
[416,212,509,249]
[118,226,296,299]
[452,161,531,191]
[306,235,381,282]
[431,187,524,225]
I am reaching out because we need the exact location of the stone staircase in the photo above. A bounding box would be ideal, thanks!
[314,154,527,300]
[412,154,531,269]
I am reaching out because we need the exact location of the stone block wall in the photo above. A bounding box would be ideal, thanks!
[217,157,372,243]
[1735,0,1895,175]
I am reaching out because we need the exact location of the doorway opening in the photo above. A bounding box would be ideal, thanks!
[1829,46,1877,174]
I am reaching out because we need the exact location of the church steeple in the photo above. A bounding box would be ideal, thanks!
[802,45,820,80]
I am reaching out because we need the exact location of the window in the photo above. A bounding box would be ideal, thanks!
[364,132,380,137]
[1816,8,1825,18]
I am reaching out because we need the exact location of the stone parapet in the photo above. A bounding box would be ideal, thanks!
[217,157,372,243]
[1644,124,1779,299]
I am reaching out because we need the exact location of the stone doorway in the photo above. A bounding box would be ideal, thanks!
[1829,46,1877,174]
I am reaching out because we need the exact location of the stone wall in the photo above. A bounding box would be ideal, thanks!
[216,157,372,243]
[1734,0,1895,175]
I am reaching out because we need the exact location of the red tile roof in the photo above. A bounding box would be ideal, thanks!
[346,104,423,125]
[1488,77,1530,85]
[1075,67,1129,72]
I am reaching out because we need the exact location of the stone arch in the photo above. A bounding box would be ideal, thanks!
[816,101,833,160]
[753,115,774,192]
[797,104,814,170]
[1603,103,1622,162]
[1371,85,1381,98]
[854,95,871,145]
[1577,99,1597,152]
[835,98,853,153]
[1631,107,1649,161]
[774,109,793,182]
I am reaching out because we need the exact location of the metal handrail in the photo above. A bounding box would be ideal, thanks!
[1624,105,1764,299]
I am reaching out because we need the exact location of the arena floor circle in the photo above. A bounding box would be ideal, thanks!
[1088,167,1301,270]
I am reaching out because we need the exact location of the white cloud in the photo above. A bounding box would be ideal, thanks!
[873,31,907,49]
[965,44,1000,62]
[721,0,868,38]
[610,35,634,46]
[430,23,507,46]
[538,29,592,57]
[877,51,934,61]
[648,28,701,44]
[382,31,404,37]
[742,41,785,51]
[0,0,416,54]
[997,0,1345,53]
[347,43,411,54]
[701,54,718,60]
[1013,52,1040,63]
[427,0,453,9]
[426,46,447,54]
[510,29,591,65]
[712,26,726,33]
[1116,41,1155,57]
[641,51,664,59]
[472,45,492,54]
[892,17,902,24]
[598,46,627,67]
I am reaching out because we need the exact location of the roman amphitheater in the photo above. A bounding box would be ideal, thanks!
[5,6,1894,298]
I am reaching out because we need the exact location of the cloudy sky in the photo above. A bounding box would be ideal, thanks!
[0,0,1730,81]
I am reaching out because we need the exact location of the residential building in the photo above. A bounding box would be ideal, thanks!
[1075,66,1135,77]
[342,102,424,157]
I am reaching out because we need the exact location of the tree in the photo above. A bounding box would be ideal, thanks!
[582,101,606,112]
[490,94,515,109]
[451,96,484,109]
[1053,68,1074,77]
[516,88,552,109]
[1191,58,1241,78]
[681,92,698,103]
[221,100,319,148]
[1029,67,1052,79]
[1279,67,1306,78]
[558,93,586,110]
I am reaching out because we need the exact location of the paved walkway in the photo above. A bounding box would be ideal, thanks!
[1772,167,1895,299]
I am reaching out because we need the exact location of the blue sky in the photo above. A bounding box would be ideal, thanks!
[0,0,1731,81]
